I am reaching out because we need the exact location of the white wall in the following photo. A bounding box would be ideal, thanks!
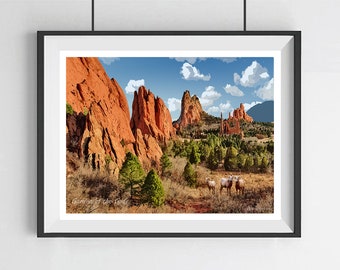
[1,0,339,269]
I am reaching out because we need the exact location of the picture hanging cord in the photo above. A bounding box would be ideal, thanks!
[92,0,94,31]
[90,0,247,31]
[244,0,247,31]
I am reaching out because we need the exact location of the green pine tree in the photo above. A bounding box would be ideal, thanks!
[142,169,165,207]
[245,155,254,170]
[237,153,247,169]
[119,152,145,200]
[266,141,274,154]
[224,146,239,171]
[254,154,262,169]
[207,149,219,170]
[199,143,211,162]
[261,156,270,172]
[183,161,197,187]
[160,153,172,176]
[227,146,238,157]
[216,145,226,163]
[189,145,200,164]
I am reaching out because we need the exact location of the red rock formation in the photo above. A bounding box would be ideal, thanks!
[220,103,253,137]
[131,86,175,143]
[228,103,253,123]
[221,117,242,137]
[66,57,135,173]
[66,112,87,157]
[134,129,163,170]
[174,90,203,130]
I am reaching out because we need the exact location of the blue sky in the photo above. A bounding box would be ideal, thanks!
[99,57,274,120]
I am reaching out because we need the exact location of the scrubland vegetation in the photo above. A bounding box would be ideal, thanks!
[67,122,274,214]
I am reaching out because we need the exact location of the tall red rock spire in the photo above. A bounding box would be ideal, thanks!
[130,86,175,143]
[130,86,177,169]
[174,90,203,130]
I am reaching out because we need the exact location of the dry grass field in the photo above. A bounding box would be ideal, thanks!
[66,156,274,214]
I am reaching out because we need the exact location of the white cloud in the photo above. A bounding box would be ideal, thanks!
[234,73,241,84]
[200,99,212,107]
[255,78,274,100]
[224,84,244,97]
[207,106,220,114]
[234,61,270,87]
[167,98,182,112]
[99,57,120,65]
[219,102,232,113]
[170,57,206,64]
[260,72,270,79]
[217,57,237,63]
[125,79,145,94]
[171,57,236,64]
[180,63,211,81]
[199,86,221,107]
[243,101,262,112]
[207,101,233,115]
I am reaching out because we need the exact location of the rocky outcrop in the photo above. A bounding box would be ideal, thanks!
[221,116,242,137]
[228,103,253,123]
[131,86,175,143]
[134,129,163,169]
[174,90,203,130]
[220,103,253,137]
[66,57,135,174]
[66,112,87,157]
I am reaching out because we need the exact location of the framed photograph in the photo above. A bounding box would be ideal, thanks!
[37,31,301,237]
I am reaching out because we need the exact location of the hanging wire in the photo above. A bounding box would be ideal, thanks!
[243,0,247,31]
[92,0,94,31]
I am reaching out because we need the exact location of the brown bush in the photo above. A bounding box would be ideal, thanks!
[256,134,266,139]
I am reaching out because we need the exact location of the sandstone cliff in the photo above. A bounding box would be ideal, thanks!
[174,90,203,130]
[131,86,175,143]
[133,129,163,170]
[130,86,175,168]
[66,57,135,174]
[66,57,175,173]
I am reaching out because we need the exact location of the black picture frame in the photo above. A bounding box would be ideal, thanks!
[37,31,301,237]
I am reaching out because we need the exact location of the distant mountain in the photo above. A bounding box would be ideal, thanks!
[246,101,274,122]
